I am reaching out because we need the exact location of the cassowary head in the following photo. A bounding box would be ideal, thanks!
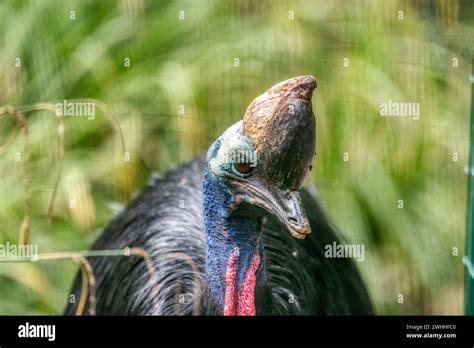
[203,76,316,315]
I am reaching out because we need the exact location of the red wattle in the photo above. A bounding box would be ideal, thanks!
[237,251,260,316]
[223,248,261,316]
[223,249,238,315]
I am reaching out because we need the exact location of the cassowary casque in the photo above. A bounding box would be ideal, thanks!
[65,76,373,316]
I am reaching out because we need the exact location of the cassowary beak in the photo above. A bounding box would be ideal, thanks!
[242,75,316,239]
[242,182,310,239]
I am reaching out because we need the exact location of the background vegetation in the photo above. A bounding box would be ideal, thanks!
[0,0,473,314]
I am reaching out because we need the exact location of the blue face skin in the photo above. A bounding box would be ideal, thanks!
[203,122,267,312]
[203,76,316,313]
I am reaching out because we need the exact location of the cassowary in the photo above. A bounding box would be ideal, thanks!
[65,76,373,315]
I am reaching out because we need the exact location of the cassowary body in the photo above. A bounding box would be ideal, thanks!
[65,76,373,315]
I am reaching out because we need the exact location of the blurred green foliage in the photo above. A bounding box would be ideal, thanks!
[0,0,473,314]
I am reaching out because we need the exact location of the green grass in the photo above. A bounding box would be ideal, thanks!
[0,0,473,314]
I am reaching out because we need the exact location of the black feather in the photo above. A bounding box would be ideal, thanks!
[64,159,373,315]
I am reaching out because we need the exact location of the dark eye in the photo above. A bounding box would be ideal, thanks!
[234,162,253,175]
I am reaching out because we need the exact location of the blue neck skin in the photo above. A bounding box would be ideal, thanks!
[203,170,266,313]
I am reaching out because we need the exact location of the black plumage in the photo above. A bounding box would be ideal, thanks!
[65,158,373,315]
[65,76,373,316]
